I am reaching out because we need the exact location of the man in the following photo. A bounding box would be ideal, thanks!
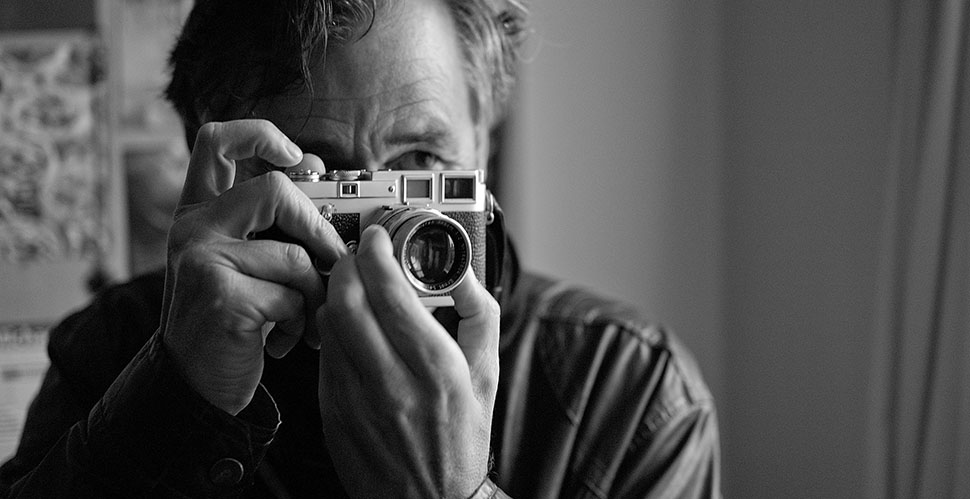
[0,0,721,497]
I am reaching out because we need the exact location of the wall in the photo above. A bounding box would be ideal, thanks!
[0,0,95,31]
[503,0,726,410]
[722,1,892,498]
[506,0,894,497]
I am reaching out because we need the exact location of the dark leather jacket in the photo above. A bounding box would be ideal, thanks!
[0,230,720,498]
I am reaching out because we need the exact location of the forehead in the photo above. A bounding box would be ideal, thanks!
[255,0,470,137]
[326,0,465,96]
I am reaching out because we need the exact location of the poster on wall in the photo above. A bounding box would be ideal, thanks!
[0,32,110,265]
[0,323,49,462]
[0,32,109,462]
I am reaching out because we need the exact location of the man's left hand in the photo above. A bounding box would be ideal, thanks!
[316,224,500,498]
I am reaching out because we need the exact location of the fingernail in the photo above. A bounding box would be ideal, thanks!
[286,141,303,161]
[298,153,325,172]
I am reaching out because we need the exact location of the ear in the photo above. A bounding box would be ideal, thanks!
[475,120,491,181]
[468,86,493,179]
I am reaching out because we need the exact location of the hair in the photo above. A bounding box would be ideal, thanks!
[164,0,529,147]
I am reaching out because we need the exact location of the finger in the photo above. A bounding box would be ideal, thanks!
[354,225,463,377]
[451,268,501,402]
[218,239,326,356]
[317,323,399,475]
[451,268,501,363]
[287,152,327,173]
[179,120,303,209]
[202,171,347,270]
[303,302,323,350]
[266,316,305,359]
[214,239,327,303]
[223,272,305,334]
[318,254,399,381]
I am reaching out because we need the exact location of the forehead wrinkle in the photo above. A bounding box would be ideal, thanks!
[307,71,448,106]
[376,97,443,121]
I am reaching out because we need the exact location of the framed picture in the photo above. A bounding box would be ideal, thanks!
[0,31,110,265]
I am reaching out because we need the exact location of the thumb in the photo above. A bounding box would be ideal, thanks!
[451,269,500,401]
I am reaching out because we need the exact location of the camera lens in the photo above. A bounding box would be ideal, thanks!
[406,225,457,284]
[376,208,470,295]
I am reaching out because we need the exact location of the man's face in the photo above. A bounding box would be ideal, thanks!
[243,0,486,179]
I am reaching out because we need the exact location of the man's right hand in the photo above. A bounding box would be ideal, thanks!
[160,120,345,415]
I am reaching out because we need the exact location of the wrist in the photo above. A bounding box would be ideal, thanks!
[462,451,496,499]
[162,336,255,415]
[464,476,499,499]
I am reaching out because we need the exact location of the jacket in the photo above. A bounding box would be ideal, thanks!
[0,231,720,498]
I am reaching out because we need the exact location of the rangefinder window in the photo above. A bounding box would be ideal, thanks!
[340,182,359,197]
[405,177,432,200]
[443,176,476,201]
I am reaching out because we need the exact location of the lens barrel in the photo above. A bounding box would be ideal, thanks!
[376,208,471,295]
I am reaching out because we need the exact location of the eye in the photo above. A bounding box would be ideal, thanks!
[387,151,446,171]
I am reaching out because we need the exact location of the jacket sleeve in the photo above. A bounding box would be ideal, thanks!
[612,393,721,499]
[0,280,280,498]
[491,276,721,499]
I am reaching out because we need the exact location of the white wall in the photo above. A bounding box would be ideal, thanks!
[506,0,894,497]
[723,1,892,497]
[503,0,726,404]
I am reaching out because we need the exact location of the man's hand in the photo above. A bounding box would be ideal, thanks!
[317,225,500,499]
[161,120,345,415]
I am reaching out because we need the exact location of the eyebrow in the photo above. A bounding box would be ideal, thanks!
[385,127,454,149]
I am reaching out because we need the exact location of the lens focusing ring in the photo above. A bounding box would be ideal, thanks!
[377,208,471,295]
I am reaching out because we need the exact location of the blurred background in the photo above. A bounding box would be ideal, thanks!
[2,0,969,498]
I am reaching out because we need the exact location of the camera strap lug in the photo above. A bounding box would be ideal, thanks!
[486,192,496,225]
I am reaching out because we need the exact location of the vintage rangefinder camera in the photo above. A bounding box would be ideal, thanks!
[290,169,490,307]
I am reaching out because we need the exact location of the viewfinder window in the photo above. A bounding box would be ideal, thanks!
[340,183,358,197]
[443,177,475,201]
[406,178,432,199]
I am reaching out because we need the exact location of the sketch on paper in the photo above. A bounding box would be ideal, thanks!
[0,34,109,264]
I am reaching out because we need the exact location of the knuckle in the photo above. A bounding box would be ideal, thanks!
[174,244,214,273]
[257,170,290,196]
[249,117,274,132]
[476,361,499,399]
[424,343,467,386]
[264,169,289,185]
[194,122,221,149]
[167,218,211,258]
[482,294,501,319]
[167,214,201,243]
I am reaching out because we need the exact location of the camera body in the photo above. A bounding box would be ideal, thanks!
[290,169,489,307]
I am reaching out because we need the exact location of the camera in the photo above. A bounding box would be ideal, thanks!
[289,169,490,307]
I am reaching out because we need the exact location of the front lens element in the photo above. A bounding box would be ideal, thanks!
[406,224,458,285]
[377,208,471,294]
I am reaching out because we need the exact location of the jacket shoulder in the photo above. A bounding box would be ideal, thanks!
[46,270,166,403]
[507,272,714,424]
